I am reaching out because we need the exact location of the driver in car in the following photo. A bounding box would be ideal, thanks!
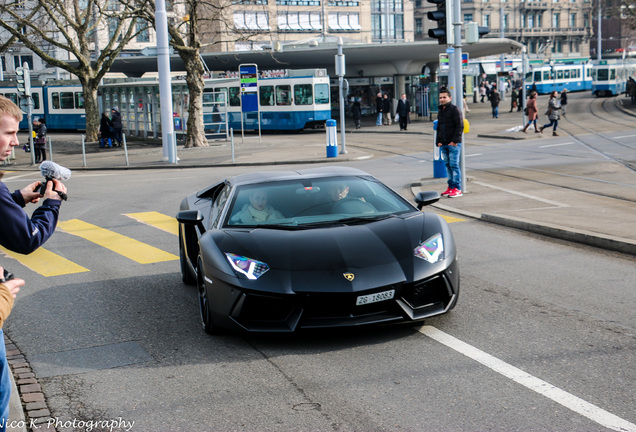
[231,190,284,224]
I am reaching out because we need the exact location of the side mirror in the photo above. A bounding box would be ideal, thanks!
[176,210,205,233]
[414,191,441,210]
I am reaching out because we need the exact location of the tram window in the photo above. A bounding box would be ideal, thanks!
[32,93,40,110]
[314,83,330,104]
[276,85,292,106]
[543,71,550,80]
[203,92,214,103]
[229,87,240,106]
[259,85,274,106]
[597,69,609,81]
[294,84,313,105]
[563,69,570,79]
[214,87,228,103]
[611,69,616,80]
[2,93,18,105]
[557,70,564,80]
[59,92,74,109]
[75,92,84,109]
[534,71,541,82]
[51,93,60,109]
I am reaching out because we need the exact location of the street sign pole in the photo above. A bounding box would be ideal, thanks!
[451,0,466,193]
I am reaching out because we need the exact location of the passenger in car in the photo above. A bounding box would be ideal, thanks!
[231,190,284,224]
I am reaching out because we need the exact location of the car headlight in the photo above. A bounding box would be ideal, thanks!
[225,253,270,280]
[414,233,444,263]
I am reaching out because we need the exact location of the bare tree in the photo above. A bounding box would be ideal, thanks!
[0,0,151,141]
[137,0,265,148]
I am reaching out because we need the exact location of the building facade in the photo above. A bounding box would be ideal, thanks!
[414,0,593,59]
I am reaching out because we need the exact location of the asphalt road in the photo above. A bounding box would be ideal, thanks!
[2,92,635,432]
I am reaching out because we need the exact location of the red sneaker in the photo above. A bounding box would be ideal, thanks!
[441,187,453,196]
[447,188,463,198]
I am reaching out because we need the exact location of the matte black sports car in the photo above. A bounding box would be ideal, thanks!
[177,166,459,333]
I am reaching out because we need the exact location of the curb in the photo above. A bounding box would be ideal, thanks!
[4,334,56,432]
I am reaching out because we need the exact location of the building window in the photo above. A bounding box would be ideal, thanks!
[552,12,560,28]
[329,12,362,31]
[483,14,490,27]
[13,55,33,70]
[277,0,319,4]
[108,18,123,41]
[569,13,576,26]
[234,11,270,30]
[278,12,323,31]
[528,14,534,28]
[329,1,360,5]
[464,13,473,22]
[583,13,589,27]
[136,23,150,42]
[503,14,509,29]
[415,17,423,35]
[371,0,404,41]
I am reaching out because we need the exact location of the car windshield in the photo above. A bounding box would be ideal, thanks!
[225,176,413,228]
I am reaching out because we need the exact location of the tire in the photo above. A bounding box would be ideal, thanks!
[179,226,196,285]
[197,257,218,335]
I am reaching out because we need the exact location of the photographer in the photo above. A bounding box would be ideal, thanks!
[0,95,66,431]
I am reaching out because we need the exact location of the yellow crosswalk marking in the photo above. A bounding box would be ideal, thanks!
[440,215,466,223]
[0,246,89,277]
[124,211,179,236]
[58,219,178,264]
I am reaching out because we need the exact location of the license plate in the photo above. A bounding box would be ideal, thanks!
[356,289,395,306]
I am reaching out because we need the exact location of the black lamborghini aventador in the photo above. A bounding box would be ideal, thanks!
[177,166,459,333]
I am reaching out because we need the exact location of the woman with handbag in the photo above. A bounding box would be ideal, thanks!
[540,91,562,136]
[521,92,540,133]
[34,118,47,163]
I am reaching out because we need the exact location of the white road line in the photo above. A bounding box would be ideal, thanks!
[472,181,569,207]
[539,142,575,148]
[418,326,636,432]
[613,134,636,139]
[466,153,483,157]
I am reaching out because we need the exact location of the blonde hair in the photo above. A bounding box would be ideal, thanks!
[0,95,23,122]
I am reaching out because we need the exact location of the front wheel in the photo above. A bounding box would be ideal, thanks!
[197,257,219,335]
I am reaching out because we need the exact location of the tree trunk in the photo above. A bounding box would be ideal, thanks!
[183,53,208,148]
[79,79,101,142]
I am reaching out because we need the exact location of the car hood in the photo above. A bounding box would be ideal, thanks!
[217,214,447,293]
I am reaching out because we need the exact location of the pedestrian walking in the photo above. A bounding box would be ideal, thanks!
[435,88,464,198]
[510,87,518,112]
[479,82,487,103]
[382,94,392,126]
[375,93,383,126]
[540,90,562,136]
[99,112,114,148]
[110,108,123,146]
[396,94,410,131]
[34,118,47,163]
[521,91,540,133]
[351,97,362,129]
[560,89,568,116]
[489,88,501,118]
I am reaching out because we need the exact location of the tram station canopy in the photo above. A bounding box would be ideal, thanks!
[107,38,524,78]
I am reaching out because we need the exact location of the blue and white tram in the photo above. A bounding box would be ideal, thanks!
[204,71,331,131]
[0,81,85,130]
[43,83,86,129]
[525,63,592,94]
[590,61,636,97]
[0,83,45,129]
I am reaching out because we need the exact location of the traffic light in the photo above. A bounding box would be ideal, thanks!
[465,22,490,44]
[15,66,31,97]
[427,0,453,46]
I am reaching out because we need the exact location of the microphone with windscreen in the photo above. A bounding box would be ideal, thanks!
[38,161,71,201]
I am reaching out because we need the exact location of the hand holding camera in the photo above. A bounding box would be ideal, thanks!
[0,267,23,299]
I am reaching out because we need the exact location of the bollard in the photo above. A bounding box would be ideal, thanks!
[432,120,447,179]
[326,119,338,158]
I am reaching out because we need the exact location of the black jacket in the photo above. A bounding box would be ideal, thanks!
[396,99,410,117]
[436,102,463,145]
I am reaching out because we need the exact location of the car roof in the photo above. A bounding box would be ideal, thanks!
[226,166,371,187]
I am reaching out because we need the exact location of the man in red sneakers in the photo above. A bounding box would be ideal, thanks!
[436,88,463,198]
